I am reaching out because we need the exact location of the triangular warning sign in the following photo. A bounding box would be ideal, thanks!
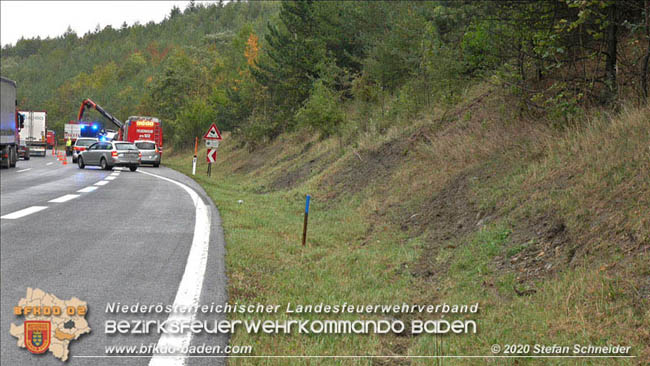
[203,123,222,140]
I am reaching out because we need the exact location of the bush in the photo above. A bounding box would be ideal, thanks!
[461,21,501,74]
[388,81,419,123]
[295,79,344,138]
[172,99,217,148]
[238,111,279,150]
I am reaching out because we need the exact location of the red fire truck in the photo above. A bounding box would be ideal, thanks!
[71,100,163,154]
[46,130,56,149]
[122,116,163,153]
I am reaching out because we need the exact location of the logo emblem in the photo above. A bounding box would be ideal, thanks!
[24,321,51,354]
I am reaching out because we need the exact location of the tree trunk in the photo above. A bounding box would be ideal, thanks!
[641,39,650,101]
[518,43,526,82]
[642,0,650,102]
[604,2,618,104]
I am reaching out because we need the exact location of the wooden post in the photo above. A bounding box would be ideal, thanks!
[302,195,310,246]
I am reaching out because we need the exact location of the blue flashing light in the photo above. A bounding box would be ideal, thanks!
[80,125,86,129]
[92,124,98,130]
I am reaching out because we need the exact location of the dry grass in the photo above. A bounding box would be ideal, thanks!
[531,106,650,247]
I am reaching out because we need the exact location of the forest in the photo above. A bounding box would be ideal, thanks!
[1,0,648,148]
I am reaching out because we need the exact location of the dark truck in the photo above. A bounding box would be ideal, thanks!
[0,77,24,168]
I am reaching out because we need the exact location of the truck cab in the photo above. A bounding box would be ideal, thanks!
[47,130,56,149]
[123,116,163,155]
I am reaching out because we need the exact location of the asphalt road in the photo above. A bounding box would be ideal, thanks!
[1,153,228,365]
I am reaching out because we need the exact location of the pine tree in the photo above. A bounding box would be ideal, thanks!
[253,0,324,130]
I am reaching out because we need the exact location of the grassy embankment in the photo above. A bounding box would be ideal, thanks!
[164,85,649,365]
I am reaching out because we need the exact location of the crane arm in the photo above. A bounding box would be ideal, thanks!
[77,99,123,129]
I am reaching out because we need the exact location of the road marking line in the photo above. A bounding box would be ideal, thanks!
[141,170,211,366]
[16,168,32,172]
[105,176,116,180]
[48,194,80,203]
[110,172,120,176]
[1,206,48,219]
[77,186,98,193]
[46,162,53,166]
[94,181,109,186]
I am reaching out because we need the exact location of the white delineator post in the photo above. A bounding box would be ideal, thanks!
[192,137,197,176]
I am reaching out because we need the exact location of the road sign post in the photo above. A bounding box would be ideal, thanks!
[203,123,222,177]
[206,149,217,176]
[205,139,219,148]
[206,149,217,162]
[203,124,223,140]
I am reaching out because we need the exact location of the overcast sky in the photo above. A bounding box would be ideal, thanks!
[1,1,200,47]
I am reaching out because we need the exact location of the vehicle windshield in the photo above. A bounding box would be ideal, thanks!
[114,143,138,151]
[135,142,156,150]
[76,139,97,147]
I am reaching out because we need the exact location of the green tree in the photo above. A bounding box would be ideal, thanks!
[253,0,324,128]
[172,99,216,148]
[119,52,147,80]
[295,79,344,137]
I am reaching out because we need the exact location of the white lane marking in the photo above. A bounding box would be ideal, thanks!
[46,162,53,166]
[94,181,109,186]
[16,168,32,173]
[105,176,116,180]
[77,186,98,193]
[1,206,48,219]
[48,194,80,203]
[110,172,120,176]
[142,170,211,366]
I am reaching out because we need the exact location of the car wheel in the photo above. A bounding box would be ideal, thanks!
[153,162,160,168]
[72,157,77,163]
[100,157,109,170]
[129,165,138,172]
[78,157,85,169]
[24,152,30,160]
